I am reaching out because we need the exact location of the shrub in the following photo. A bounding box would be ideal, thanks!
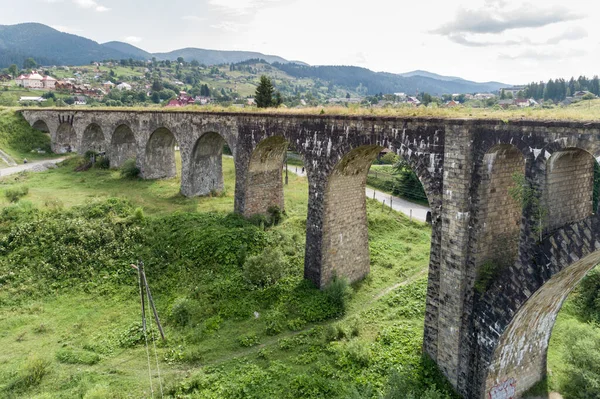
[238,333,260,347]
[95,156,110,169]
[55,347,100,365]
[243,247,288,288]
[4,186,29,203]
[120,158,140,179]
[265,310,285,336]
[380,152,399,165]
[170,298,195,328]
[4,356,52,393]
[324,277,351,313]
[267,205,283,226]
[574,267,600,323]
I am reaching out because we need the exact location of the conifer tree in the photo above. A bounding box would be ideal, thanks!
[255,75,274,108]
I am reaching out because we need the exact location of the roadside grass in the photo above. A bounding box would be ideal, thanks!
[0,108,56,165]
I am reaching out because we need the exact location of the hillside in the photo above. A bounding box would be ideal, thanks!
[0,23,139,67]
[153,47,292,65]
[274,64,508,95]
[0,23,510,96]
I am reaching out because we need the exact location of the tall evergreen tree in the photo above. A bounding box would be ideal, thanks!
[255,75,275,108]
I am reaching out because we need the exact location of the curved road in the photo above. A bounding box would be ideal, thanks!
[0,157,67,177]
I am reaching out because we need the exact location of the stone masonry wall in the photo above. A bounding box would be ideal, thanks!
[544,149,594,232]
[243,136,287,217]
[474,145,524,268]
[81,123,106,153]
[320,145,381,287]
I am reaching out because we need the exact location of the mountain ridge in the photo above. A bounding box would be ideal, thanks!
[0,23,511,94]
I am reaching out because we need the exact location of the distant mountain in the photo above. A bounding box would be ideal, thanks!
[0,23,510,95]
[275,64,508,95]
[102,41,152,59]
[0,23,139,67]
[152,48,291,65]
[398,70,466,82]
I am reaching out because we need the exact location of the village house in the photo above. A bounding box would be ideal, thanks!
[19,96,45,103]
[165,92,196,108]
[15,71,57,89]
[103,81,115,91]
[445,100,460,107]
[116,82,132,91]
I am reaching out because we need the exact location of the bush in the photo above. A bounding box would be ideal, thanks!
[574,267,600,323]
[4,356,52,393]
[170,298,195,328]
[380,152,399,165]
[238,333,260,347]
[324,277,351,313]
[243,247,288,288]
[55,347,100,365]
[120,158,140,179]
[95,156,110,169]
[4,186,29,203]
[265,310,285,336]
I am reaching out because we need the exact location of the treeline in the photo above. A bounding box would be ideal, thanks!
[524,76,600,102]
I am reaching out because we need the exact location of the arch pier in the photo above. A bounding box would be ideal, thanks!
[22,109,600,399]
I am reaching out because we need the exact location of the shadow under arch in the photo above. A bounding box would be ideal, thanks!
[186,131,231,197]
[144,127,179,179]
[32,120,50,134]
[81,123,106,153]
[55,123,77,153]
[110,124,137,168]
[320,144,431,286]
[242,135,288,217]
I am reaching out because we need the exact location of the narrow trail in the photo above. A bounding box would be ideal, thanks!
[201,267,429,368]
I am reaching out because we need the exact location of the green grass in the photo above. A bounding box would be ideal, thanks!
[0,108,57,165]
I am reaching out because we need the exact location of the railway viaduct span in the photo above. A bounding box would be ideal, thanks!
[21,109,600,398]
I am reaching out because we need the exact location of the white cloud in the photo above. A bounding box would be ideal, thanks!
[181,15,207,22]
[124,36,142,43]
[210,21,244,32]
[208,0,281,15]
[72,0,110,12]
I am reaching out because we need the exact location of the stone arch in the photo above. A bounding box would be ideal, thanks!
[80,123,106,153]
[483,217,600,398]
[542,147,595,233]
[243,136,288,217]
[110,124,137,168]
[472,144,526,276]
[32,119,50,134]
[185,132,230,197]
[319,145,431,286]
[144,127,178,179]
[55,123,77,153]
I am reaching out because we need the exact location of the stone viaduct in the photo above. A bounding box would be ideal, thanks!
[21,109,600,398]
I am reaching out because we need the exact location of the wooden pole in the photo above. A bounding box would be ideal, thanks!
[136,262,147,333]
[382,200,385,212]
[140,262,166,341]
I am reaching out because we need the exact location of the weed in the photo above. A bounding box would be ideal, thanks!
[4,186,29,202]
[55,347,100,365]
[119,158,140,179]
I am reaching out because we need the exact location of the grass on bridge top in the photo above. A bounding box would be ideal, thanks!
[6,98,600,122]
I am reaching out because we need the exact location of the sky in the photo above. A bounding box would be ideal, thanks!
[2,0,600,84]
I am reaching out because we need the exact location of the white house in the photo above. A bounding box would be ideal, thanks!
[19,96,45,103]
[15,71,57,89]
[116,82,132,91]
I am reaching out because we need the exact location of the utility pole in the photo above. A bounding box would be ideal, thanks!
[285,151,288,185]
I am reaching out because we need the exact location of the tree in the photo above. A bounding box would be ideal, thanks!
[8,64,18,78]
[152,79,164,92]
[23,58,37,70]
[255,75,275,108]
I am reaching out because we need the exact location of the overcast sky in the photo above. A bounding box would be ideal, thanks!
[2,0,600,84]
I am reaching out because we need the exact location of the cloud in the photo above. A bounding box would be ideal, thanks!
[72,0,110,12]
[208,0,281,15]
[433,5,583,36]
[210,21,245,32]
[545,26,588,44]
[41,0,64,3]
[445,26,588,48]
[51,25,83,33]
[182,15,207,22]
[499,48,587,61]
[124,36,143,44]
